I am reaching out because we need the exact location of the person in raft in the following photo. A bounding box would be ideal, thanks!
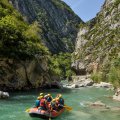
[48,94,64,111]
[37,93,53,110]
[48,99,58,111]
[45,94,53,102]
[35,93,44,107]
[36,93,64,111]
[35,96,44,108]
[39,96,47,110]
[55,94,64,110]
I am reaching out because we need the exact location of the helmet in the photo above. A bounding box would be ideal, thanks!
[56,98,59,101]
[40,96,43,99]
[44,95,48,99]
[59,94,62,98]
[37,97,39,100]
[40,93,43,96]
[37,96,43,100]
[37,97,40,100]
[52,99,56,102]
[47,94,51,96]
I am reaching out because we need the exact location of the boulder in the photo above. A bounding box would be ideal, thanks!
[64,75,94,88]
[83,79,94,86]
[0,91,9,99]
[74,76,94,87]
[65,84,76,89]
[64,77,94,88]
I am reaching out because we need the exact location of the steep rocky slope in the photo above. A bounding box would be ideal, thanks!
[72,0,120,85]
[0,0,59,91]
[9,0,82,53]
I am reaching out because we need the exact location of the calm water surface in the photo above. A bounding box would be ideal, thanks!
[0,87,120,120]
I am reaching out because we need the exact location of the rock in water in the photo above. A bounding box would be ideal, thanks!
[87,101,110,110]
[0,91,9,99]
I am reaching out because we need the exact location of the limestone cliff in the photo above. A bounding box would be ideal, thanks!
[72,0,120,85]
[9,0,83,53]
[0,0,60,91]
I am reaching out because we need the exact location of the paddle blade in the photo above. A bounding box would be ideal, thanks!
[49,118,52,120]
[64,105,72,111]
[25,108,30,112]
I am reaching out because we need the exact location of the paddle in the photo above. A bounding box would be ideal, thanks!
[64,105,72,111]
[49,112,52,120]
[48,106,52,120]
[25,108,30,112]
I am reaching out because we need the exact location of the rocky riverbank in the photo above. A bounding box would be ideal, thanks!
[63,75,113,89]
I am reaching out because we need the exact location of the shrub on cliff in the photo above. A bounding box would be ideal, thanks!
[48,52,75,79]
[91,58,120,87]
[0,0,49,59]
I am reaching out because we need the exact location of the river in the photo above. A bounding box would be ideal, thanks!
[0,87,120,120]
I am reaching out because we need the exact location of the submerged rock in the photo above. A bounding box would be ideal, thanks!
[86,101,120,111]
[110,107,120,111]
[89,101,106,107]
[86,101,110,109]
[0,91,9,99]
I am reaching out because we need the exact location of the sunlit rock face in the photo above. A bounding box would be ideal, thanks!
[72,0,120,75]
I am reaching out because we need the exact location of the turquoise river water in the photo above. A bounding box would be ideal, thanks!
[0,87,120,120]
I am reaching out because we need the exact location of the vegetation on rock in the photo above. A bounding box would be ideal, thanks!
[0,0,77,90]
[49,52,75,80]
[10,0,82,53]
[73,0,120,87]
[0,0,52,90]
[0,0,49,60]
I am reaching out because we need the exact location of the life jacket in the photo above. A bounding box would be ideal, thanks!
[47,96,52,102]
[40,98,46,108]
[50,102,57,110]
[48,103,53,111]
[59,98,64,105]
[35,100,40,107]
[55,99,59,106]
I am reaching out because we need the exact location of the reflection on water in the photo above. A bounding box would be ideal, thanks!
[0,87,120,120]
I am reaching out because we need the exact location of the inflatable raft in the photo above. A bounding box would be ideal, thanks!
[29,107,65,119]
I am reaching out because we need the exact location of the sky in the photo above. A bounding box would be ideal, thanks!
[62,0,105,22]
